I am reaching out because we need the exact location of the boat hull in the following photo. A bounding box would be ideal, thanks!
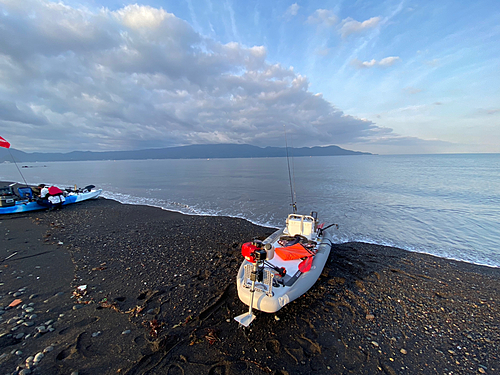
[236,228,332,313]
[0,189,102,215]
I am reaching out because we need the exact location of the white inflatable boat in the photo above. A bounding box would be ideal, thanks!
[235,212,334,326]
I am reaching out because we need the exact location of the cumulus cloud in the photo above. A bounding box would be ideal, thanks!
[0,0,381,152]
[284,3,300,18]
[351,56,400,69]
[306,9,338,27]
[339,16,381,38]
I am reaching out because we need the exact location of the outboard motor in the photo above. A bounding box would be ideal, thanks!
[235,240,281,327]
[241,240,274,263]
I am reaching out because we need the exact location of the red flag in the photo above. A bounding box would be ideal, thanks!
[0,136,10,149]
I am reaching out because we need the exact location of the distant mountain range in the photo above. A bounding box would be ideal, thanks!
[1,144,371,162]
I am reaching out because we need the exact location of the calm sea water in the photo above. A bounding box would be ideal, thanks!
[2,154,499,267]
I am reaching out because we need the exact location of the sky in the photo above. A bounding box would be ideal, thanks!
[0,0,499,154]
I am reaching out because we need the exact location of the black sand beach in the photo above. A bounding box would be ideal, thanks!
[1,198,499,374]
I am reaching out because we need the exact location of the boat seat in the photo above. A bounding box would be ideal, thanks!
[17,187,33,199]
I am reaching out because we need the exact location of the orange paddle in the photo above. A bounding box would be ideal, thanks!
[298,256,313,273]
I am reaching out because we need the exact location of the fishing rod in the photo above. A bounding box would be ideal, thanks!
[284,125,297,213]
[0,136,29,189]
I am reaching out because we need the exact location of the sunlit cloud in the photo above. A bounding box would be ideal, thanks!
[0,0,387,152]
[339,16,381,38]
[351,56,400,69]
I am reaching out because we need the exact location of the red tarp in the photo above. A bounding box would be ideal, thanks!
[48,186,63,195]
[275,243,313,261]
[0,136,10,149]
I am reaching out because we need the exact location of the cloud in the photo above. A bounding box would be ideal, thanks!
[306,9,338,27]
[115,4,168,29]
[378,56,400,66]
[472,108,500,116]
[351,56,400,69]
[0,0,388,152]
[339,16,381,38]
[284,3,300,18]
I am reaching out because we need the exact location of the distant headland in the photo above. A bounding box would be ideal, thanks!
[1,144,372,162]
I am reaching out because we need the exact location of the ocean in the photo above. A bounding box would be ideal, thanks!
[2,154,499,268]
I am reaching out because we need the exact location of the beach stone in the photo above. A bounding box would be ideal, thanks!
[400,348,407,354]
[366,314,375,320]
[19,369,32,375]
[70,371,79,375]
[122,330,131,335]
[44,320,54,326]
[13,292,22,297]
[29,294,38,300]
[34,352,44,362]
[23,322,34,327]
[43,346,54,354]
[92,331,101,337]
[36,326,47,333]
[15,333,24,339]
[371,341,379,347]
[26,356,34,363]
[29,314,37,320]
[15,350,22,356]
[24,307,34,313]
[73,305,83,310]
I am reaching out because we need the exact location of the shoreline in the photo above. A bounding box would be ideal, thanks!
[101,193,500,270]
[0,198,499,374]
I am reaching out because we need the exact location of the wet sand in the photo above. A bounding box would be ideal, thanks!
[0,198,499,374]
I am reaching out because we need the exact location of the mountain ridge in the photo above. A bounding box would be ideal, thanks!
[1,144,372,162]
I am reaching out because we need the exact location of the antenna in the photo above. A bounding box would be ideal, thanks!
[284,125,297,213]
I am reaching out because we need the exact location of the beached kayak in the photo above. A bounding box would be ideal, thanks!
[0,182,102,215]
[235,212,334,326]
